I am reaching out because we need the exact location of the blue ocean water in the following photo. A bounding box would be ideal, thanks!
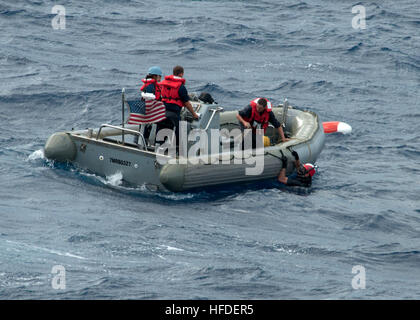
[0,0,419,299]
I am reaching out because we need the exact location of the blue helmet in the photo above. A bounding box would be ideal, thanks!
[148,66,163,76]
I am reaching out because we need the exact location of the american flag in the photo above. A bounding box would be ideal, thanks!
[126,98,166,124]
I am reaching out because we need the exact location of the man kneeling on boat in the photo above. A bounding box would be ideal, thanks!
[236,98,289,149]
[278,150,316,187]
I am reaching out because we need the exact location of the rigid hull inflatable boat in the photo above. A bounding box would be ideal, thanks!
[44,98,325,192]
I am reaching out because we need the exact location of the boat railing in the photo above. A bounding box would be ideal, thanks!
[203,106,224,131]
[96,124,147,150]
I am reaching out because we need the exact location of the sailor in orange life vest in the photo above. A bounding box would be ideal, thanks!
[135,66,164,144]
[278,150,316,187]
[140,66,162,99]
[158,65,199,150]
[236,98,289,149]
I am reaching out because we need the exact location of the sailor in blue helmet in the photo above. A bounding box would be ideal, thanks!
[278,150,316,187]
[135,66,164,144]
[140,66,163,99]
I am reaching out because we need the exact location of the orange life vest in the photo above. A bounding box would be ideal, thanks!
[140,78,161,100]
[243,98,272,133]
[160,75,186,108]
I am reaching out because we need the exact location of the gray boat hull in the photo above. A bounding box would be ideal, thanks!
[44,106,325,192]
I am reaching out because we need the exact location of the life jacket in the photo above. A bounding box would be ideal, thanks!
[140,78,161,100]
[243,98,272,133]
[160,75,186,108]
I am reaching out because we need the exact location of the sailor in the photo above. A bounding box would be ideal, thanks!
[278,150,316,187]
[135,66,164,144]
[236,98,289,149]
[140,66,163,99]
[158,65,199,150]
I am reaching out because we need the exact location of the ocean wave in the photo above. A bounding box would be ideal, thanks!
[0,89,119,104]
[4,240,87,260]
[346,42,363,53]
[285,2,310,10]
[269,80,305,91]
[1,0,420,300]
[355,249,420,267]
[221,34,263,46]
[133,17,179,26]
[194,82,242,98]
[172,36,206,45]
[67,232,104,243]
[0,9,26,16]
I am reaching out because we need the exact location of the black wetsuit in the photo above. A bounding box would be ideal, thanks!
[281,158,312,187]
[286,173,312,187]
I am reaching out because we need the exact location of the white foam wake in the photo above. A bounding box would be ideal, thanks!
[105,171,123,186]
[27,149,44,161]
